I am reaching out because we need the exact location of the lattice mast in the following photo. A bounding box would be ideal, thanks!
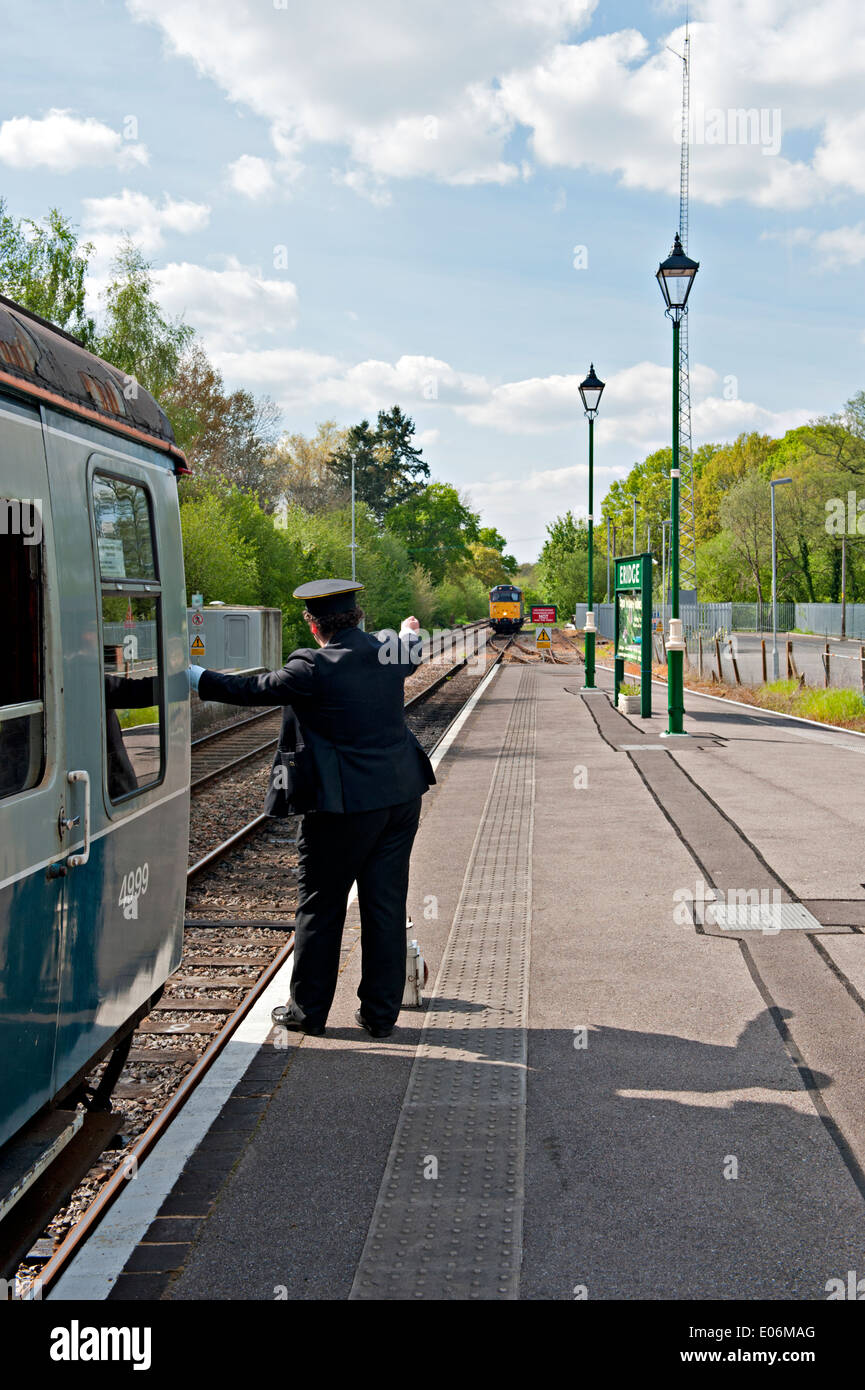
[675,25,697,595]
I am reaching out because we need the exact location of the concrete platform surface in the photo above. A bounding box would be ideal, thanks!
[103,661,865,1299]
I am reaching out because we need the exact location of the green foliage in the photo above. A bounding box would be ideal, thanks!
[536,510,604,615]
[179,492,260,606]
[745,678,865,729]
[0,199,95,343]
[331,406,430,523]
[431,573,489,625]
[695,531,751,600]
[97,239,193,399]
[385,482,479,584]
[596,406,865,605]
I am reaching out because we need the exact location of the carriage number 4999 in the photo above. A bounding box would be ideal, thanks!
[119,863,149,920]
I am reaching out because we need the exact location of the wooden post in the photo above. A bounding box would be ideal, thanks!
[728,639,741,685]
[698,632,704,679]
[761,637,767,684]
[860,643,865,694]
[823,641,830,688]
[786,639,794,679]
[714,637,722,682]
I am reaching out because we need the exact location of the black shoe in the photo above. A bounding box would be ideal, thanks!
[271,1004,325,1035]
[355,1009,394,1039]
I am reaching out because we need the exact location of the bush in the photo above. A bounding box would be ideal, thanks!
[180,492,259,605]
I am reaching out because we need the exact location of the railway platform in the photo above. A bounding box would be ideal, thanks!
[51,658,865,1304]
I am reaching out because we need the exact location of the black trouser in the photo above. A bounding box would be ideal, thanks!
[289,797,423,1029]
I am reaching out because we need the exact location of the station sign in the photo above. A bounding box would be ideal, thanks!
[614,551,652,718]
[531,605,557,625]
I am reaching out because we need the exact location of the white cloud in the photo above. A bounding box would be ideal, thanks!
[128,0,865,208]
[127,0,594,189]
[227,154,276,200]
[82,190,210,256]
[212,348,489,412]
[154,259,300,350]
[762,222,865,268]
[457,358,808,450]
[0,109,147,171]
[331,168,392,208]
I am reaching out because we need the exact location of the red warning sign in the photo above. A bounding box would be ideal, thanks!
[531,605,557,625]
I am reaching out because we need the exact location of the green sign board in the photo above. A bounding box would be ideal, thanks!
[614,551,652,718]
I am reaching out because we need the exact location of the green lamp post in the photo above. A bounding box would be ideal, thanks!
[656,234,699,736]
[579,363,605,689]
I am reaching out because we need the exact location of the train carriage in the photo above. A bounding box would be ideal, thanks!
[489,583,524,634]
[0,294,190,1181]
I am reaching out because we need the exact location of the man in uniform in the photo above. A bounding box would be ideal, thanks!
[187,580,434,1039]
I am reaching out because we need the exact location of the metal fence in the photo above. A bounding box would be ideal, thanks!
[793,603,865,640]
[572,603,615,639]
[104,620,158,661]
[572,600,865,642]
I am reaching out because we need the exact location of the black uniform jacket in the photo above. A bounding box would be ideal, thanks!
[197,627,436,816]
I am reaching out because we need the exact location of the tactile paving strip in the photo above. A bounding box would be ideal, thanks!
[350,667,536,1300]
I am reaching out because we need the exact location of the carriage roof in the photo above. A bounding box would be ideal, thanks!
[0,294,188,473]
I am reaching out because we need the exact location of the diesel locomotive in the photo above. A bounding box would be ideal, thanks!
[489,584,524,634]
[0,294,190,1224]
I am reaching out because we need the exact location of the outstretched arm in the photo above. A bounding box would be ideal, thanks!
[189,651,316,706]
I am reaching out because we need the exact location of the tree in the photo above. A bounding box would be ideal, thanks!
[477,526,517,574]
[799,392,865,480]
[0,200,95,343]
[179,491,259,605]
[331,405,429,522]
[536,510,604,614]
[693,434,775,542]
[213,389,282,511]
[270,420,350,512]
[719,472,772,603]
[465,542,512,589]
[385,483,479,584]
[161,344,232,464]
[374,405,430,507]
[97,238,193,400]
[601,446,678,551]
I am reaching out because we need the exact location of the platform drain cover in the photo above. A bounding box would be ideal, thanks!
[705,901,823,932]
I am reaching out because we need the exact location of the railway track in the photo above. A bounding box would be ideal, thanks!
[13,623,505,1296]
[189,621,488,793]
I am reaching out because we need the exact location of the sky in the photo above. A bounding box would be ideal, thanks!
[2,0,864,561]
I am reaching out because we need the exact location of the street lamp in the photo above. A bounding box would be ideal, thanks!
[579,363,605,689]
[770,477,792,679]
[656,232,699,736]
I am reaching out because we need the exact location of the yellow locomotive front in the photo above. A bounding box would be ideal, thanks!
[489,584,524,634]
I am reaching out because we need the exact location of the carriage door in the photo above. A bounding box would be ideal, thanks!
[0,393,66,1147]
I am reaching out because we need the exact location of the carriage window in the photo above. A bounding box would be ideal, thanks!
[0,502,44,798]
[92,475,157,580]
[92,472,163,801]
